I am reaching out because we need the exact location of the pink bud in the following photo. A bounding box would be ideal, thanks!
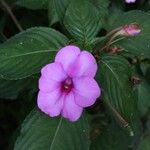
[117,24,141,37]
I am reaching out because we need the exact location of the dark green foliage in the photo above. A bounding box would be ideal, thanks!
[0,27,68,79]
[14,109,90,150]
[97,55,137,131]
[0,0,150,150]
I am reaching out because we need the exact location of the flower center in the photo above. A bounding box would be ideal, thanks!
[61,78,73,93]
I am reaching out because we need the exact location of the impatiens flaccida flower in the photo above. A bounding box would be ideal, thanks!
[125,0,136,3]
[37,45,101,121]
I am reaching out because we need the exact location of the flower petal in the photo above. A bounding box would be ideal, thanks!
[41,62,67,82]
[46,95,64,117]
[37,89,61,114]
[62,92,83,121]
[73,77,101,107]
[39,76,60,93]
[55,45,80,73]
[68,51,97,77]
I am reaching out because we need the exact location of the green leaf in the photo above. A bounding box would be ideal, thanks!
[109,10,150,58]
[137,80,150,116]
[14,109,90,150]
[64,0,101,47]
[96,55,136,128]
[48,0,59,26]
[137,136,150,150]
[89,0,110,27]
[16,0,49,9]
[0,27,68,80]
[105,8,123,30]
[54,0,71,21]
[90,123,132,150]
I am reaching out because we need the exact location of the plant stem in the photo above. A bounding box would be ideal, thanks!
[100,37,125,52]
[107,101,134,136]
[0,0,23,32]
[107,102,129,128]
[105,26,122,38]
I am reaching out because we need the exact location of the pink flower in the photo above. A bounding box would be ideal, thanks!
[37,45,101,121]
[125,0,136,3]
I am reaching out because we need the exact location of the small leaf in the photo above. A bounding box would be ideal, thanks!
[14,109,90,150]
[0,27,68,80]
[96,55,136,128]
[64,0,101,47]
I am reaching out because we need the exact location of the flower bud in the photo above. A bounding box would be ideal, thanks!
[131,76,141,86]
[117,24,141,37]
